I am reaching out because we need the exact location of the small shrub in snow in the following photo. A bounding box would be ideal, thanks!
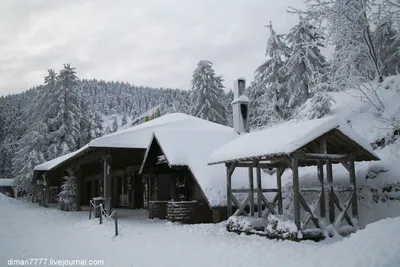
[295,92,336,120]
[227,215,298,241]
[58,170,76,211]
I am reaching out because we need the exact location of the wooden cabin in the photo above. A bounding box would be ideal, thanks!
[32,113,245,223]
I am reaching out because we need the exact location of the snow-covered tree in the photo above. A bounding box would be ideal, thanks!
[290,0,385,110]
[112,116,119,132]
[58,170,76,211]
[88,111,104,139]
[13,129,46,191]
[373,19,400,77]
[189,60,228,125]
[295,92,336,120]
[121,113,128,126]
[251,22,290,128]
[285,18,328,109]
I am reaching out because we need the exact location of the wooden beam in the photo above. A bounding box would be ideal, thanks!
[231,188,278,193]
[248,167,254,216]
[256,166,262,218]
[232,194,250,216]
[75,165,82,211]
[292,152,350,161]
[301,187,353,193]
[226,164,233,217]
[340,161,350,172]
[349,160,358,220]
[292,157,301,231]
[235,162,286,169]
[276,167,285,214]
[326,159,335,224]
[317,160,325,220]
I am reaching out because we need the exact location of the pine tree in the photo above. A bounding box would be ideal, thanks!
[251,22,290,128]
[189,60,228,125]
[58,170,76,211]
[285,18,327,109]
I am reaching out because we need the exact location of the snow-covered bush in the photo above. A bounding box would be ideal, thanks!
[58,170,76,211]
[295,92,336,120]
[227,215,298,240]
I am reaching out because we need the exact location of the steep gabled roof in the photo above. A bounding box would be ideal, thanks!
[140,129,277,207]
[209,116,379,165]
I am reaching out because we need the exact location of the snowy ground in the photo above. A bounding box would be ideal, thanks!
[1,195,399,267]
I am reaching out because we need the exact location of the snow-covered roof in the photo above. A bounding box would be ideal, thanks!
[0,178,13,187]
[209,116,380,165]
[34,113,232,171]
[142,129,277,207]
[34,144,90,171]
[90,113,232,149]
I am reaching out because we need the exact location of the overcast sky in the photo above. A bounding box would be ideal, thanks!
[0,0,303,96]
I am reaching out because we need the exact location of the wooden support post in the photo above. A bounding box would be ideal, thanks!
[114,212,118,236]
[317,160,326,219]
[103,156,112,216]
[75,166,82,211]
[349,160,358,220]
[276,167,284,215]
[89,204,92,220]
[326,160,335,224]
[256,166,262,218]
[99,204,103,225]
[226,164,233,217]
[292,157,301,231]
[248,167,254,217]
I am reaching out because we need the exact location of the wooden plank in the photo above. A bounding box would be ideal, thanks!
[291,157,301,231]
[276,167,284,215]
[256,166,262,218]
[349,160,358,220]
[248,167,254,217]
[301,186,353,193]
[326,159,335,224]
[317,160,325,219]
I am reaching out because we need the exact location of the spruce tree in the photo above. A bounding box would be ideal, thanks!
[285,18,327,109]
[189,60,228,125]
[58,170,76,211]
[251,22,290,128]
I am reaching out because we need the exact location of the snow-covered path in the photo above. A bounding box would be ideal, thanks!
[1,197,399,267]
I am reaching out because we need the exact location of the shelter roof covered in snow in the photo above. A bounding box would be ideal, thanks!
[209,116,380,165]
[0,178,13,187]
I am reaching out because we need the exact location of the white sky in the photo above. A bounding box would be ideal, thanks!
[0,0,303,96]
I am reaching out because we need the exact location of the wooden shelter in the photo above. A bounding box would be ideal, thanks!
[208,117,380,237]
